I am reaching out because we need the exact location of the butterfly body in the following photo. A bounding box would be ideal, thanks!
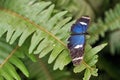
[67,16,90,65]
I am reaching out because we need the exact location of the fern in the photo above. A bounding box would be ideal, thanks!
[0,37,36,80]
[46,0,95,19]
[0,0,73,70]
[88,3,120,53]
[109,30,120,54]
[0,0,107,79]
[105,4,120,54]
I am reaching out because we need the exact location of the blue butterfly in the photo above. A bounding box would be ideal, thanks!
[67,16,90,65]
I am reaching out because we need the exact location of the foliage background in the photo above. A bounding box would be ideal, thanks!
[0,0,120,80]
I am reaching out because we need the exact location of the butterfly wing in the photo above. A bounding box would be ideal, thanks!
[71,23,88,34]
[67,16,90,66]
[68,35,85,65]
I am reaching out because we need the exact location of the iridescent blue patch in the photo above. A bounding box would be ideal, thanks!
[67,16,90,65]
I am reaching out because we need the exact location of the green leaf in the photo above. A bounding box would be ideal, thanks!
[83,68,91,80]
[48,0,95,19]
[88,3,120,44]
[91,68,98,76]
[0,0,73,70]
[83,68,98,80]
[4,62,20,80]
[109,30,120,54]
[0,69,13,80]
[74,63,86,73]
[84,43,107,62]
[9,55,29,77]
[48,43,64,64]
[87,55,98,66]
[0,37,31,79]
[53,50,71,70]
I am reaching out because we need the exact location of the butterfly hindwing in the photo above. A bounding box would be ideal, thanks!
[68,35,85,49]
[68,35,85,65]
[67,16,90,66]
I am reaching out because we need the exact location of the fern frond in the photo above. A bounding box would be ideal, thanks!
[88,3,120,44]
[0,38,30,80]
[0,0,74,70]
[105,4,120,54]
[88,3,120,54]
[47,0,95,19]
[109,30,120,54]
[87,19,107,44]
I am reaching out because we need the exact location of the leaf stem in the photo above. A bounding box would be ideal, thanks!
[0,7,66,48]
[0,46,19,68]
[82,60,93,71]
[38,58,53,80]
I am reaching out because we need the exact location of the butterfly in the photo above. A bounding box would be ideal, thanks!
[67,16,90,66]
